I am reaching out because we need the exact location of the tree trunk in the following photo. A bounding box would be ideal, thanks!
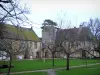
[24,42,29,59]
[85,52,87,67]
[99,52,100,58]
[7,54,12,75]
[24,54,28,59]
[52,52,54,67]
[66,53,69,70]
[24,49,29,59]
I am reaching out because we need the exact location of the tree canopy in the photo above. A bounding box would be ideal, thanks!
[42,19,57,26]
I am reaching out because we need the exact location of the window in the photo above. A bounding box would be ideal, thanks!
[34,42,37,49]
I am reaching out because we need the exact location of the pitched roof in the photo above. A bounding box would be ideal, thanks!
[55,27,92,44]
[1,24,40,41]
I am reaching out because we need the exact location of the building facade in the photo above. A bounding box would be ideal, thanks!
[0,24,42,60]
[41,25,99,58]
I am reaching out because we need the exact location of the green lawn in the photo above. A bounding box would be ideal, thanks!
[11,72,47,75]
[56,64,100,75]
[0,59,100,73]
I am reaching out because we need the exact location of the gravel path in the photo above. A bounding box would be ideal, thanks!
[47,69,56,75]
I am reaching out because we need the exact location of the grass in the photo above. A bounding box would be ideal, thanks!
[0,59,100,73]
[11,72,47,75]
[56,64,100,75]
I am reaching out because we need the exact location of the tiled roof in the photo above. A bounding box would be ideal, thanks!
[56,27,92,45]
[1,24,40,41]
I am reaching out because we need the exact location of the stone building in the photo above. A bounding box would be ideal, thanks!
[41,25,99,58]
[0,24,42,60]
[55,26,99,58]
[41,25,57,58]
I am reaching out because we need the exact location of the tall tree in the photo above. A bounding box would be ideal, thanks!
[0,0,31,75]
[42,19,58,66]
[87,18,100,57]
[55,28,79,70]
[42,19,57,26]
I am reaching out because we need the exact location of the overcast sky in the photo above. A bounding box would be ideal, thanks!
[20,0,100,37]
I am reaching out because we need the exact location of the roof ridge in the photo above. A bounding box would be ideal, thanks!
[2,24,40,41]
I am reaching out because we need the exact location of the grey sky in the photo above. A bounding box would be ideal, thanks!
[20,0,100,37]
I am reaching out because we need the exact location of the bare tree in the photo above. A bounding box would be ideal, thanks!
[87,18,100,57]
[55,21,96,70]
[0,0,31,75]
[55,12,77,70]
[24,41,33,59]
[0,38,12,75]
[55,28,80,70]
[0,0,30,25]
[45,42,63,67]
